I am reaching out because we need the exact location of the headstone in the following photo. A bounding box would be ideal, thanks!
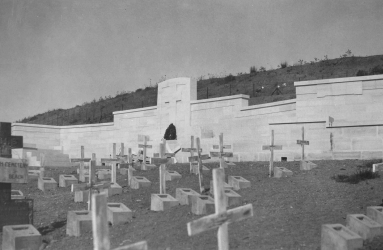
[37,177,57,192]
[107,203,132,226]
[11,190,25,200]
[228,176,251,191]
[2,224,41,250]
[165,170,182,181]
[130,176,151,189]
[66,210,92,236]
[346,214,383,240]
[262,130,283,177]
[191,195,215,215]
[321,224,363,250]
[175,188,199,205]
[59,175,78,188]
[187,168,254,250]
[91,193,148,250]
[366,206,383,225]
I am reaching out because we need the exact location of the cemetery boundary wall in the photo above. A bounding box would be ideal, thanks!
[12,75,383,164]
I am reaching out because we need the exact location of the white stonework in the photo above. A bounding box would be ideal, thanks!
[11,75,383,164]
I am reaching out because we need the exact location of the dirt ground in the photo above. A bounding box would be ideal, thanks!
[1,160,383,250]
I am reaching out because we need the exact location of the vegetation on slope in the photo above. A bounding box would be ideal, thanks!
[17,51,383,126]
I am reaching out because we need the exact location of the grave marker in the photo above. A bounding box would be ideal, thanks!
[297,127,317,170]
[262,130,282,177]
[138,136,155,170]
[70,146,91,182]
[182,135,203,174]
[210,133,234,169]
[101,143,125,183]
[187,168,253,250]
[189,137,211,193]
[0,122,33,232]
[92,193,148,250]
[120,148,135,185]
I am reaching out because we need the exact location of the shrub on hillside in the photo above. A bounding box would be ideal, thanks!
[224,74,235,83]
[280,61,288,69]
[250,66,257,74]
[370,65,383,75]
[356,70,368,76]
[331,161,380,184]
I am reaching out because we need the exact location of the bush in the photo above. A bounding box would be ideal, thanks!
[259,66,266,72]
[356,70,368,76]
[331,162,380,184]
[370,65,383,75]
[250,66,257,74]
[280,61,288,69]
[224,74,235,83]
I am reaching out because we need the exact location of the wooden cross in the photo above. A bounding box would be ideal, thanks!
[39,153,45,178]
[101,143,125,183]
[187,137,210,193]
[91,193,148,250]
[182,136,202,173]
[187,168,253,250]
[120,148,135,186]
[138,136,152,170]
[210,133,233,169]
[262,130,282,177]
[86,153,111,211]
[296,127,309,161]
[70,146,91,183]
[150,142,173,194]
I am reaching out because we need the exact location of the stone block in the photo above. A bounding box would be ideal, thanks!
[108,182,122,196]
[346,214,383,240]
[274,167,293,178]
[38,177,57,192]
[223,189,242,207]
[366,206,383,225]
[191,195,215,215]
[66,210,92,236]
[130,176,151,189]
[209,180,233,195]
[165,171,182,181]
[150,194,179,211]
[74,190,98,203]
[11,190,25,200]
[300,160,317,170]
[59,175,78,188]
[107,203,132,225]
[321,224,363,250]
[2,224,42,250]
[175,188,200,205]
[373,163,383,173]
[228,176,251,191]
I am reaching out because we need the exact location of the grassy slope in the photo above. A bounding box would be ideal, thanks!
[18,55,383,125]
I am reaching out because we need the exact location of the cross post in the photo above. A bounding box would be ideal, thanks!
[262,130,283,177]
[101,143,125,183]
[138,136,153,170]
[296,126,309,160]
[182,136,203,174]
[210,133,233,169]
[187,168,253,250]
[120,148,135,185]
[70,146,91,183]
[150,142,172,194]
[188,137,210,193]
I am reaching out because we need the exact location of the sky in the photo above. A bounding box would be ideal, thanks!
[0,0,383,122]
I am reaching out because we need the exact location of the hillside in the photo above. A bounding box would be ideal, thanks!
[17,54,383,125]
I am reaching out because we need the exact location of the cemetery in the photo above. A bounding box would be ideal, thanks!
[1,74,383,249]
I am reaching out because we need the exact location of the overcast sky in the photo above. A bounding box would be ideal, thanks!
[1,0,383,122]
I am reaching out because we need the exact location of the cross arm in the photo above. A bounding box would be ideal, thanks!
[187,204,253,236]
[188,154,210,162]
[138,144,152,148]
[212,145,232,150]
[182,148,202,153]
[262,145,283,150]
[100,158,122,163]
[296,140,309,145]
[210,152,234,158]
[71,158,91,162]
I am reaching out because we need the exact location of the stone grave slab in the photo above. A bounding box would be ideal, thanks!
[372,163,383,173]
[38,177,57,192]
[300,160,317,171]
[97,169,111,180]
[130,176,151,189]
[2,224,41,250]
[107,203,132,225]
[11,190,25,200]
[74,189,98,203]
[367,206,383,225]
[59,175,78,188]
[66,210,93,236]
[175,188,199,205]
[0,199,34,231]
[223,189,242,207]
[191,195,215,215]
[150,194,179,211]
[209,180,233,195]
[28,170,40,180]
[106,182,123,197]
[165,170,182,181]
[321,224,363,250]
[228,176,251,191]
[346,214,383,240]
[274,167,293,178]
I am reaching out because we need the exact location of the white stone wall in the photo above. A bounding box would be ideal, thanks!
[11,75,383,163]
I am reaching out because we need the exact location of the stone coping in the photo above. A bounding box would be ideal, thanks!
[113,106,157,115]
[12,122,114,130]
[190,94,249,105]
[295,74,383,87]
[240,99,296,112]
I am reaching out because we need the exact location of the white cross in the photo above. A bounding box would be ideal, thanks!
[210,133,233,169]
[262,130,282,177]
[187,168,253,250]
[70,146,91,183]
[296,127,309,161]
